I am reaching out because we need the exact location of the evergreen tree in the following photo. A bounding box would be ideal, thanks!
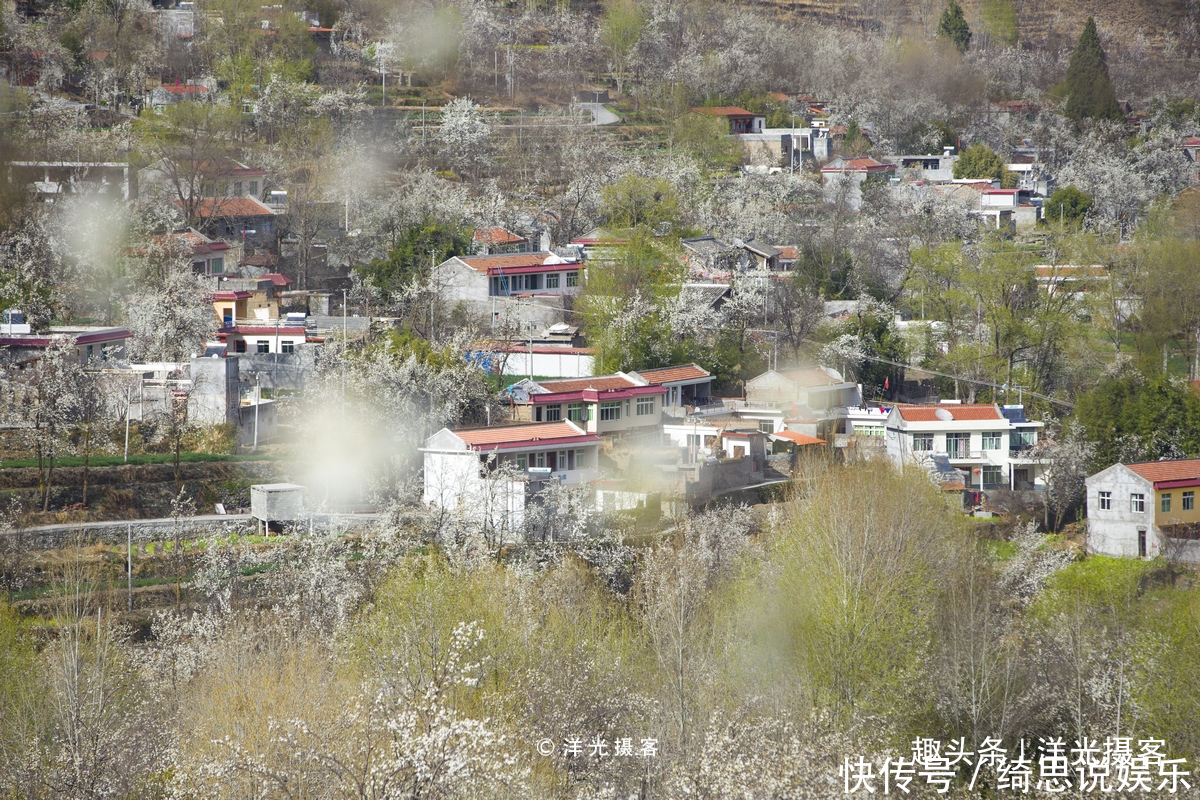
[936,1,972,53]
[1065,18,1124,123]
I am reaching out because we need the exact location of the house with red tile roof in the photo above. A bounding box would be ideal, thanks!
[420,421,602,528]
[472,226,531,255]
[630,364,713,409]
[431,251,583,325]
[510,372,668,443]
[885,402,1045,494]
[691,106,765,134]
[1086,458,1200,562]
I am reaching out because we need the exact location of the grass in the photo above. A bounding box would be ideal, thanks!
[0,452,279,470]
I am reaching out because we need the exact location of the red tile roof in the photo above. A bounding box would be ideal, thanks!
[455,253,560,273]
[692,106,756,118]
[821,157,895,173]
[220,326,305,335]
[634,364,711,385]
[454,422,599,449]
[536,376,636,393]
[162,84,209,95]
[180,196,275,219]
[473,227,527,245]
[211,290,251,301]
[1125,459,1200,485]
[1183,137,1200,147]
[896,404,1003,422]
[771,430,826,446]
[777,246,799,260]
[260,272,292,287]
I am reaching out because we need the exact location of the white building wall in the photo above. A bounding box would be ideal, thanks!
[1085,465,1159,558]
[502,350,594,378]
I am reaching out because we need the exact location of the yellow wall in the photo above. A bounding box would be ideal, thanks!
[1155,485,1200,527]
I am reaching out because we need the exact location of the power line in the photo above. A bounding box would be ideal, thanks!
[855,353,1074,409]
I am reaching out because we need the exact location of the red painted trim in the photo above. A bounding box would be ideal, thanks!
[470,434,602,452]
[531,385,666,404]
[1154,479,1200,490]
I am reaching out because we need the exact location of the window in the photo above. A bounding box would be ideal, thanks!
[687,434,704,448]
[1011,430,1037,450]
[210,257,224,275]
[490,276,510,296]
[523,274,541,291]
[912,433,934,452]
[556,450,567,471]
[946,433,970,458]
[1131,493,1145,513]
[637,397,654,416]
[257,341,270,354]
[1185,491,1195,511]
[544,404,562,421]
[1162,493,1172,513]
[534,452,546,468]
[546,273,560,289]
[599,401,621,421]
[982,465,1002,486]
[759,420,774,434]
[1099,491,1112,510]
[567,402,587,422]
[575,449,587,468]
[566,271,579,287]
[280,341,295,354]
[516,453,527,471]
[236,340,247,353]
[982,432,1003,450]
[86,344,94,361]
[249,181,258,196]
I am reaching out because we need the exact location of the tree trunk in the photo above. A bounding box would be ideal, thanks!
[44,453,54,513]
[82,427,91,507]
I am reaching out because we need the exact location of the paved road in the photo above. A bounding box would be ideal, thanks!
[580,102,620,126]
[11,512,380,540]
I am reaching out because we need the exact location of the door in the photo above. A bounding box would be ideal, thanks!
[1138,528,1147,558]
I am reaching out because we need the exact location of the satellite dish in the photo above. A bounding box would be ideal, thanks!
[935,407,953,421]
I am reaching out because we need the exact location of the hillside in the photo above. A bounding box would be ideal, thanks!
[748,0,1196,52]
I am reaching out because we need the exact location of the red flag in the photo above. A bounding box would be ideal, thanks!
[884,376,889,390]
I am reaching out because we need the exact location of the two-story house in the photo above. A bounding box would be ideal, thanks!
[431,252,584,324]
[1085,458,1200,562]
[884,403,1045,491]
[513,373,667,444]
[420,421,602,530]
[743,367,862,437]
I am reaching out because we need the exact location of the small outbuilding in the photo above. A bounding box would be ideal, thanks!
[250,483,305,534]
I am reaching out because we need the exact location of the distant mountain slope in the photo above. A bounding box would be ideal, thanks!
[746,0,1196,52]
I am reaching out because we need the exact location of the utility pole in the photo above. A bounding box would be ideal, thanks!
[421,101,426,146]
[127,524,132,611]
[253,373,260,451]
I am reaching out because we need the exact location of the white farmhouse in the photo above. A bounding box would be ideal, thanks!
[420,421,601,531]
[884,403,1045,492]
[1085,458,1200,562]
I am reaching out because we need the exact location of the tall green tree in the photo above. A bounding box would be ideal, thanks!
[936,1,972,53]
[1065,18,1123,123]
[952,143,1015,187]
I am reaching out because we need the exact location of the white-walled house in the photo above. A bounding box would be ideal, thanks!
[433,252,583,303]
[1085,459,1200,562]
[884,403,1045,491]
[421,421,601,530]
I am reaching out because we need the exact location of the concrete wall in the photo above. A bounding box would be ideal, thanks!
[497,349,593,378]
[1085,465,1160,558]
